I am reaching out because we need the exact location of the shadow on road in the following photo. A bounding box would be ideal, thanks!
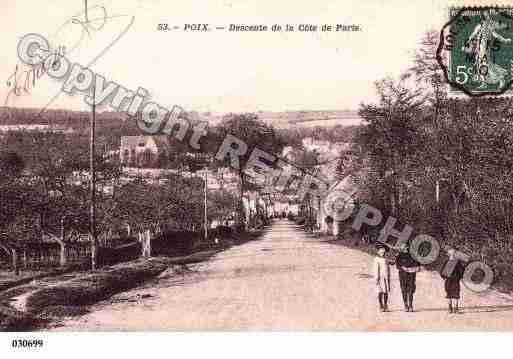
[414,304,513,314]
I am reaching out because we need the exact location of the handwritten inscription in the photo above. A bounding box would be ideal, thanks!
[4,0,135,113]
[4,46,66,105]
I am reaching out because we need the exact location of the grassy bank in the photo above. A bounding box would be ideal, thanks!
[0,228,267,330]
[0,257,169,330]
[0,252,218,330]
[23,257,169,313]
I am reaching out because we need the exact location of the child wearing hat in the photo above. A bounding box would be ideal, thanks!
[395,242,421,312]
[440,248,466,314]
[373,243,391,312]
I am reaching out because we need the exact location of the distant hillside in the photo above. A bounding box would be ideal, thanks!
[0,107,361,135]
[0,107,362,157]
[0,107,140,149]
[256,110,361,128]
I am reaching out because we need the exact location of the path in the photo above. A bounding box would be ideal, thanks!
[53,220,513,330]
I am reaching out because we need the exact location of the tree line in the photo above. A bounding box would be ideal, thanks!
[0,112,290,254]
[354,31,513,288]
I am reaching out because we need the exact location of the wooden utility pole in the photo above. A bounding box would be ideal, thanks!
[90,83,98,270]
[60,216,67,267]
[84,0,89,22]
[435,180,440,203]
[204,169,208,241]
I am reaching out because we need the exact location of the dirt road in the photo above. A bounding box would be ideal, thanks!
[54,220,513,331]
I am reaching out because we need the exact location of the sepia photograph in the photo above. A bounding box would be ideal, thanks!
[1,0,513,356]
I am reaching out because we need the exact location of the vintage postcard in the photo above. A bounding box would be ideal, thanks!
[2,0,513,348]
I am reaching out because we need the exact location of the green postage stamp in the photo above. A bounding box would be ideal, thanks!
[437,7,513,96]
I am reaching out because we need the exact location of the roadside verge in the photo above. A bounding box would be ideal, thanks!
[0,251,217,330]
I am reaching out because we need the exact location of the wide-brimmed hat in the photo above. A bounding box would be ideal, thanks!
[399,242,409,251]
[375,242,389,252]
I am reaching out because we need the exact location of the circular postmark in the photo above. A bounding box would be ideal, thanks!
[322,189,355,221]
[437,6,513,96]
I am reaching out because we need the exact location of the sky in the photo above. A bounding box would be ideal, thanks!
[0,0,484,115]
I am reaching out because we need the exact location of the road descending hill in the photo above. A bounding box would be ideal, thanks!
[54,220,513,331]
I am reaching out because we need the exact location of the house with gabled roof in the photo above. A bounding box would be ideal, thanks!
[120,135,170,168]
[317,175,360,236]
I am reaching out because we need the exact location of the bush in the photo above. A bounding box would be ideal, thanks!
[231,223,245,234]
[209,225,232,239]
[98,242,142,266]
[152,230,199,256]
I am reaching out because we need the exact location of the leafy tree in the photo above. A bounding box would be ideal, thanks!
[0,151,24,179]
[357,77,425,217]
[216,113,285,225]
[208,189,238,224]
[1,131,120,242]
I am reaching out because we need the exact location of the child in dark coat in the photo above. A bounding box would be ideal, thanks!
[440,248,466,314]
[395,243,421,312]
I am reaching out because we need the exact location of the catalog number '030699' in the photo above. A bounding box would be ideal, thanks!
[11,339,44,349]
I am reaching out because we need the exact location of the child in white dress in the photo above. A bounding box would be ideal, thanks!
[374,245,391,312]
